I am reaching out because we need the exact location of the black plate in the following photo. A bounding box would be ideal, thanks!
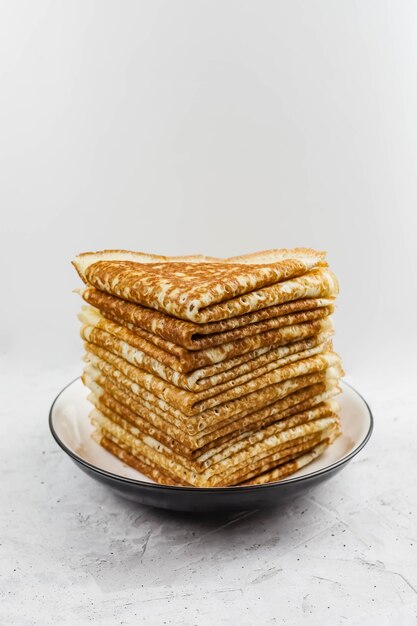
[49,378,373,513]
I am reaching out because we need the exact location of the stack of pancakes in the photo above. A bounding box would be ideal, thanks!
[72,248,344,487]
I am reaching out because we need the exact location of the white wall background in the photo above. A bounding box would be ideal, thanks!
[1,0,416,383]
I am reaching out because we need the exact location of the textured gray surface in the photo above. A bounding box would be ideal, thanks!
[1,360,416,625]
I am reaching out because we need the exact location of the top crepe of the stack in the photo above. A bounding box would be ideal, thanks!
[73,248,337,323]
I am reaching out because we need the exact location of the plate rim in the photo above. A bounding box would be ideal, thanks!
[49,377,373,493]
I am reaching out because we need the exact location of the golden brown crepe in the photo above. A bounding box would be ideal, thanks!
[81,286,335,350]
[80,305,334,372]
[84,368,341,450]
[92,407,339,486]
[83,342,342,416]
[73,248,337,323]
[80,313,335,393]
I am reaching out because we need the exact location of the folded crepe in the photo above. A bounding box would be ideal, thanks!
[83,349,343,434]
[91,406,340,486]
[81,286,336,350]
[79,306,334,372]
[84,367,341,450]
[98,435,335,486]
[83,342,342,415]
[88,379,340,462]
[240,440,331,485]
[80,309,334,391]
[73,249,337,323]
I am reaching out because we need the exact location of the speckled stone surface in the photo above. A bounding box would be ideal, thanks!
[1,358,417,625]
